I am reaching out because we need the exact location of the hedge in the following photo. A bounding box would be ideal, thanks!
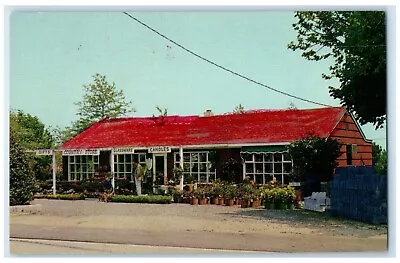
[34,193,85,200]
[108,195,172,204]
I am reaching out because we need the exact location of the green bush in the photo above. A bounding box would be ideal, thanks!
[34,193,85,200]
[108,195,172,204]
[9,132,36,206]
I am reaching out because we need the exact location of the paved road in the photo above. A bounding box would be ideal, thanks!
[9,238,262,255]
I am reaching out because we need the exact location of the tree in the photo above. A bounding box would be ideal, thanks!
[372,142,387,174]
[288,11,386,129]
[10,110,55,181]
[233,104,245,114]
[9,130,36,205]
[69,73,135,136]
[287,135,342,196]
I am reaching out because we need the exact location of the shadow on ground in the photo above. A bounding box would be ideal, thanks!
[217,208,387,238]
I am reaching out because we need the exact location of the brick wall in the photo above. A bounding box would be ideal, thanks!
[328,166,387,224]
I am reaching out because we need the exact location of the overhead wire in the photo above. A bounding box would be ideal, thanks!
[122,12,333,108]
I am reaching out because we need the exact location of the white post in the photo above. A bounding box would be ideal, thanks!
[242,160,246,181]
[52,151,56,195]
[179,147,184,191]
[110,152,115,192]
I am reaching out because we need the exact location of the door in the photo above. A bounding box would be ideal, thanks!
[153,154,167,185]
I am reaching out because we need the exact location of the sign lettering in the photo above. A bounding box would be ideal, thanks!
[35,149,53,156]
[148,146,171,153]
[62,149,100,156]
[112,148,135,154]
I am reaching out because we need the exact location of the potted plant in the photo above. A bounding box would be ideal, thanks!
[211,181,222,205]
[197,188,208,205]
[275,187,287,210]
[184,174,195,192]
[240,184,253,208]
[224,184,237,206]
[286,186,296,210]
[190,188,199,205]
[251,188,262,208]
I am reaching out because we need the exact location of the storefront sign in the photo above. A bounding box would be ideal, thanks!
[112,147,135,154]
[35,149,53,155]
[62,149,100,155]
[148,146,171,153]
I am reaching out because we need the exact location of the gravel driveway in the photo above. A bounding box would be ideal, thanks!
[9,199,388,253]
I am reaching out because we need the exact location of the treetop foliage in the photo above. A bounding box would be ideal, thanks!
[288,11,386,129]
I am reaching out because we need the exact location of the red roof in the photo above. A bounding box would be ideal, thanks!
[61,107,347,149]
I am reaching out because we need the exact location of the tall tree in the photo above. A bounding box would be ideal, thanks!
[9,127,36,205]
[10,110,55,181]
[288,11,386,129]
[68,73,135,137]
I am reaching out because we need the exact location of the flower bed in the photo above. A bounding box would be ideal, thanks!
[108,195,173,204]
[34,193,85,200]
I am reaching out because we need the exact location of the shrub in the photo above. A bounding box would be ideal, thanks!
[9,132,36,206]
[108,195,172,204]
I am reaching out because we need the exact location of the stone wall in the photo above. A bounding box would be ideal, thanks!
[328,166,387,224]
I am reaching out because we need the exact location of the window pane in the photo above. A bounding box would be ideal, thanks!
[274,163,282,173]
[190,153,198,162]
[87,155,92,162]
[69,156,74,163]
[81,156,87,163]
[94,156,99,163]
[283,152,291,161]
[114,164,118,173]
[175,153,180,162]
[199,153,207,162]
[264,153,273,162]
[283,163,292,173]
[127,163,132,172]
[75,164,81,172]
[243,153,253,162]
[246,164,254,174]
[192,163,199,172]
[264,163,273,173]
[255,174,263,184]
[75,156,81,163]
[82,164,87,173]
[265,174,273,183]
[139,154,146,163]
[118,164,124,172]
[114,155,117,162]
[126,154,132,163]
[199,174,206,183]
[254,154,263,162]
[183,163,190,171]
[70,165,75,172]
[273,153,282,162]
[199,163,206,172]
[117,155,124,163]
[255,163,263,173]
[183,154,190,162]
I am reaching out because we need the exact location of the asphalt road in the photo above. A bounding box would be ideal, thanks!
[9,238,261,255]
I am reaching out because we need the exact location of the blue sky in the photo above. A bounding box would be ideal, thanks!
[9,11,387,148]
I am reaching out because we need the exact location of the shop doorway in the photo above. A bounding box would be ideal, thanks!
[153,154,167,185]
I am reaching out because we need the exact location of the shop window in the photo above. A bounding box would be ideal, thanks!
[346,145,353,165]
[113,153,146,180]
[242,151,292,185]
[68,155,99,181]
[174,151,216,183]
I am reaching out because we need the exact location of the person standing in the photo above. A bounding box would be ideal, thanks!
[132,162,143,196]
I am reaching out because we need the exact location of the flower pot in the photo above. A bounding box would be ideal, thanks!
[212,197,219,205]
[218,198,225,206]
[188,184,194,192]
[191,197,199,205]
[241,200,250,208]
[226,198,235,206]
[251,199,261,208]
[276,201,287,210]
[199,198,207,205]
[237,198,242,206]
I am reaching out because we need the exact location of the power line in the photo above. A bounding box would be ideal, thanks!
[122,12,332,108]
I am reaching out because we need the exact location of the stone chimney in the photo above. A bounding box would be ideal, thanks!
[203,109,214,117]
